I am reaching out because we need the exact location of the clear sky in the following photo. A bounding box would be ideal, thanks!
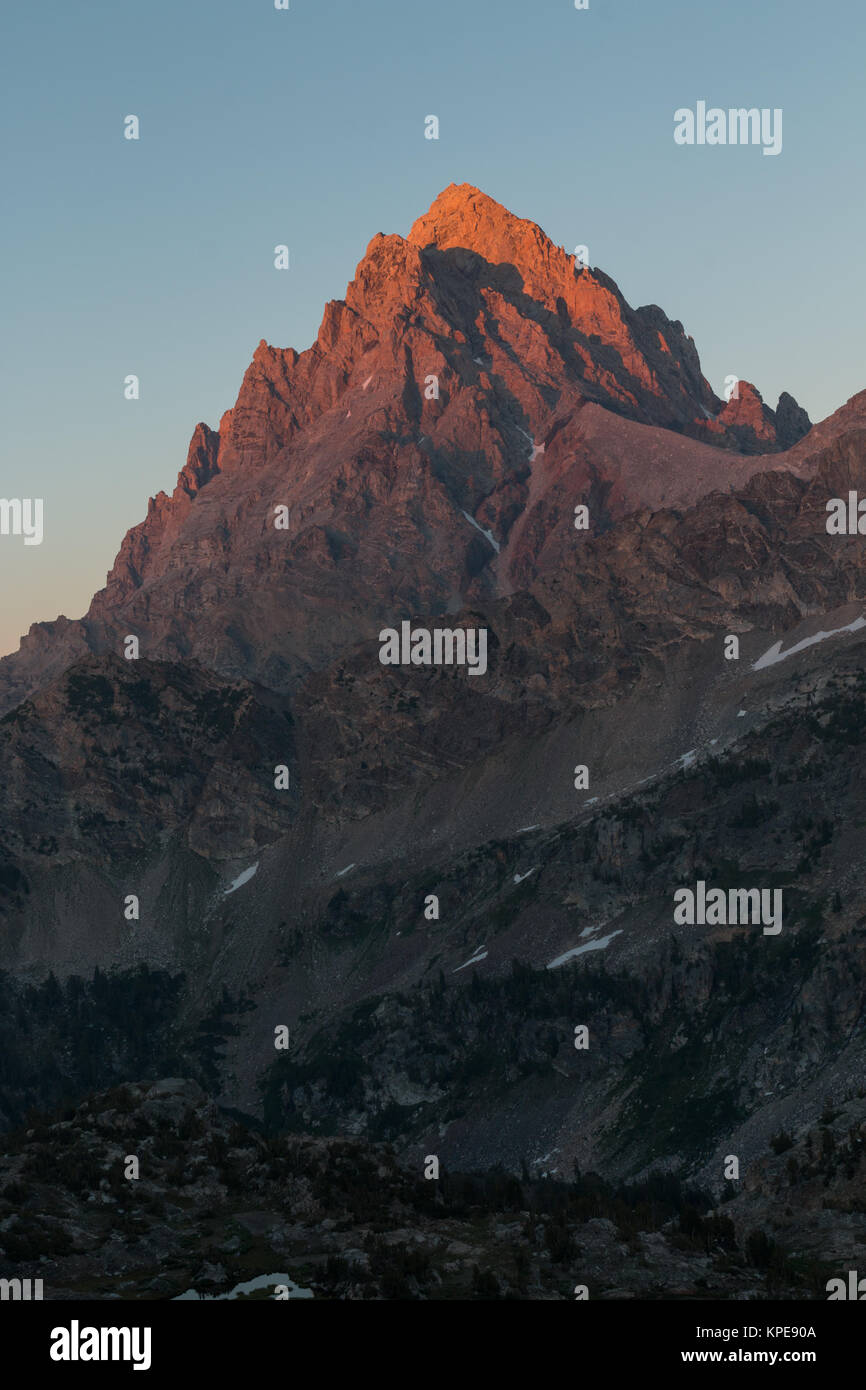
[2,0,864,656]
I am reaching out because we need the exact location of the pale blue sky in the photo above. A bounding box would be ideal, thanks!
[1,0,863,655]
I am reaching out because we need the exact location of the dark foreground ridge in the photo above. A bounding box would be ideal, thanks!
[2,1077,860,1301]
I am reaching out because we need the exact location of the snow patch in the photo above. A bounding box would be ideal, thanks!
[174,1273,313,1302]
[516,426,544,461]
[752,615,866,671]
[513,868,537,884]
[517,824,539,833]
[362,375,373,390]
[546,930,623,970]
[223,863,259,896]
[335,863,356,878]
[454,946,488,972]
[461,510,500,553]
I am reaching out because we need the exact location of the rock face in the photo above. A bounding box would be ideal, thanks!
[775,389,814,450]
[716,380,778,450]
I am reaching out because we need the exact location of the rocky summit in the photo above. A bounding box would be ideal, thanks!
[2,185,864,1302]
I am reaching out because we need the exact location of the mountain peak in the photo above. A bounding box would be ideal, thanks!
[0,184,817,702]
[408,183,552,265]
